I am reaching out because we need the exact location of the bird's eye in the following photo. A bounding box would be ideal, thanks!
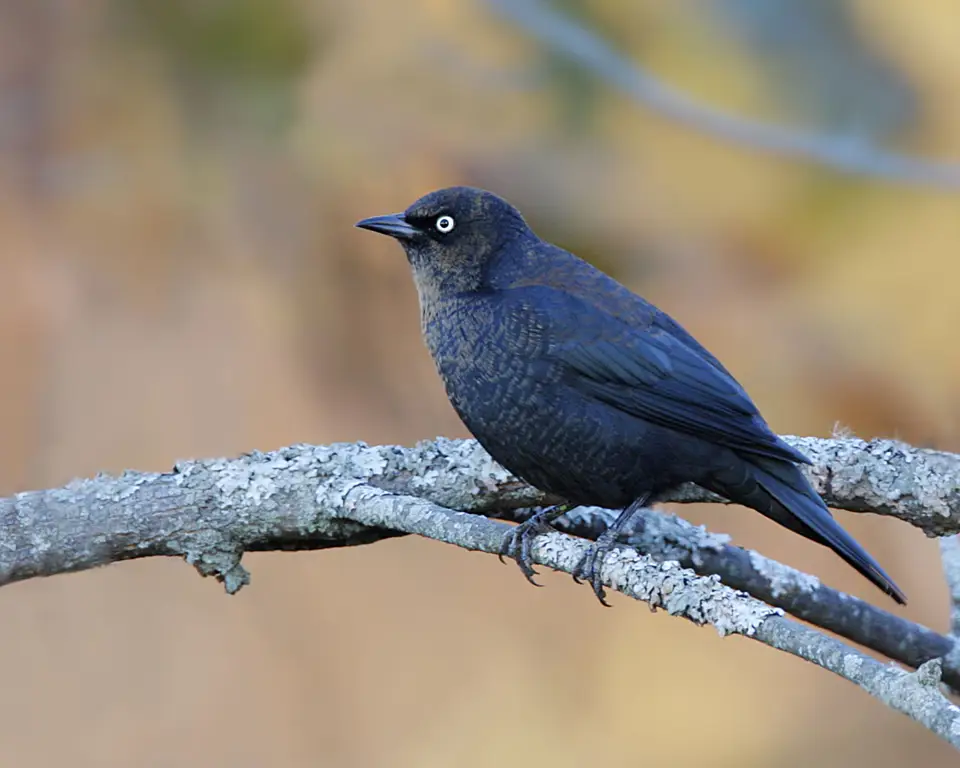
[435,215,455,234]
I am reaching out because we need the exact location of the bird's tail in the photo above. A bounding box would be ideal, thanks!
[708,457,906,605]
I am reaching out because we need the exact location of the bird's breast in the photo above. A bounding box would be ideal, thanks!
[422,299,554,427]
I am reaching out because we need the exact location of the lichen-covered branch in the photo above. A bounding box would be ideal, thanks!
[497,505,960,691]
[780,436,960,536]
[940,535,960,680]
[339,485,960,748]
[940,535,960,641]
[2,437,960,746]
[1,436,954,591]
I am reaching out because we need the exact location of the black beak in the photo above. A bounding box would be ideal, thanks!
[355,213,418,240]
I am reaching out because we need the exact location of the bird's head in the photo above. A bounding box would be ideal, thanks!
[356,186,531,296]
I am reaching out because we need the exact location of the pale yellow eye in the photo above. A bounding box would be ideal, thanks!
[435,215,455,233]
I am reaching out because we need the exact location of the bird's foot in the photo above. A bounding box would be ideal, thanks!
[572,495,651,606]
[499,504,572,586]
[572,527,623,607]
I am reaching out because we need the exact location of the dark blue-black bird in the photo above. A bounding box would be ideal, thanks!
[356,186,906,606]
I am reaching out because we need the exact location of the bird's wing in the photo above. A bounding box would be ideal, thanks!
[510,286,810,465]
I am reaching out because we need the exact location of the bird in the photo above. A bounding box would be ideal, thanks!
[355,186,906,606]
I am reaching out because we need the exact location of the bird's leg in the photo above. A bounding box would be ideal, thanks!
[573,494,652,606]
[499,504,574,585]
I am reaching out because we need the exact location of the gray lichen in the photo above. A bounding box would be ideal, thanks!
[748,550,821,599]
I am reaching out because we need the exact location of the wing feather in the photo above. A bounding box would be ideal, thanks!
[508,286,810,465]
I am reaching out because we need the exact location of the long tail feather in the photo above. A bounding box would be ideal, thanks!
[710,457,906,605]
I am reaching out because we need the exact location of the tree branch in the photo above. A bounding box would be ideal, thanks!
[2,437,955,594]
[485,0,960,190]
[2,437,959,747]
[341,485,960,748]
[497,505,960,691]
[940,535,960,668]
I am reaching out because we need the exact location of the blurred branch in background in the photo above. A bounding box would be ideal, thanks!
[0,0,59,203]
[2,437,960,746]
[708,0,917,139]
[486,0,960,190]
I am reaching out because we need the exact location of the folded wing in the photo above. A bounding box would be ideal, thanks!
[513,286,810,465]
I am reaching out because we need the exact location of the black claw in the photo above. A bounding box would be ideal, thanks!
[573,530,621,606]
[498,504,571,588]
[520,526,537,578]
[592,570,611,607]
[499,527,540,583]
[499,522,543,584]
[570,496,651,606]
[573,544,609,605]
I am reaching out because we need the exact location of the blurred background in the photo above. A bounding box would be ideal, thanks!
[1,0,958,765]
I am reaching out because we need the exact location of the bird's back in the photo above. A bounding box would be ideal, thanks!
[490,239,737,378]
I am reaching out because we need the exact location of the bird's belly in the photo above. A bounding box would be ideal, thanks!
[447,366,670,508]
